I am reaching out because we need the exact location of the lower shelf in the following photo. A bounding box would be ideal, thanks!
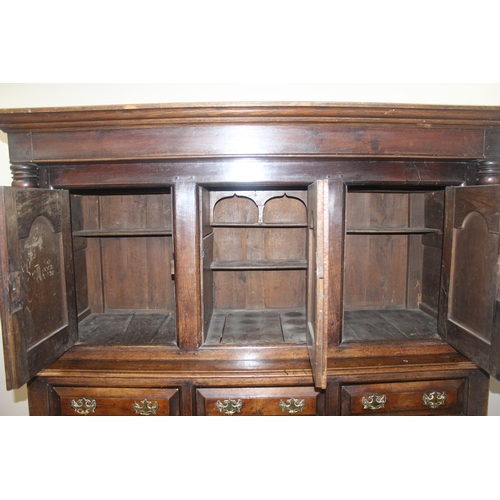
[204,308,307,345]
[77,311,176,345]
[343,308,439,342]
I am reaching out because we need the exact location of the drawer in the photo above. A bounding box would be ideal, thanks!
[341,379,467,415]
[53,387,180,416]
[196,387,322,416]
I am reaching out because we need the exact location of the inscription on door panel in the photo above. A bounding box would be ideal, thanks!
[449,212,498,342]
[19,216,68,347]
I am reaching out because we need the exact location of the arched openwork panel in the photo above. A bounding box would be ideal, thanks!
[213,194,259,224]
[262,194,307,224]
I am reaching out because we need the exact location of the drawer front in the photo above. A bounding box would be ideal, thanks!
[196,387,322,416]
[341,379,466,415]
[53,387,180,416]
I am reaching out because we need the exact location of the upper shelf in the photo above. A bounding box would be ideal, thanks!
[73,228,172,237]
[212,223,308,228]
[346,227,442,234]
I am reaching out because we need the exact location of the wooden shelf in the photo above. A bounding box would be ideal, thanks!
[346,227,441,234]
[211,223,308,228]
[73,228,173,237]
[77,311,176,345]
[211,259,307,270]
[343,308,439,342]
[204,308,307,345]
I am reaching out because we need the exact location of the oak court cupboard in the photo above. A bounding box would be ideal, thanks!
[1,101,500,416]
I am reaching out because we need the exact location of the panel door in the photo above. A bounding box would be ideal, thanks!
[0,187,77,389]
[439,184,500,379]
[307,180,329,389]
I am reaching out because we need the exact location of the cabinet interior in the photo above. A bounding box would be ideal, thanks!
[200,187,309,346]
[70,190,176,346]
[343,187,445,342]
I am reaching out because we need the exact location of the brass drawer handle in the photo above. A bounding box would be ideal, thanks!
[362,394,387,411]
[279,397,306,414]
[70,397,97,415]
[133,399,159,415]
[423,391,447,409]
[216,398,243,415]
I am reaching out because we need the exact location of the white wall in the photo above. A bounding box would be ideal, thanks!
[1,83,500,416]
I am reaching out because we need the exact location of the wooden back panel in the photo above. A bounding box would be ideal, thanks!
[71,192,174,314]
[344,191,443,311]
[209,190,307,310]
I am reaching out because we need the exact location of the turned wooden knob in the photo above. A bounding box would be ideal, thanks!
[476,160,500,185]
[11,163,39,188]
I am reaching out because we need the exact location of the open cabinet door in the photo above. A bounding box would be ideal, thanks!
[307,180,329,389]
[439,185,500,379]
[0,187,77,390]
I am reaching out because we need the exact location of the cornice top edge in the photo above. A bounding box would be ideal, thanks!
[1,101,500,133]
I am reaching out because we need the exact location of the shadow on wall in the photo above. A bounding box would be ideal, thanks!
[490,377,500,395]
[14,385,28,403]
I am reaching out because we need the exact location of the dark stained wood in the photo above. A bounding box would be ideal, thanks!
[420,246,441,317]
[98,192,172,230]
[210,260,307,270]
[466,368,490,415]
[10,163,39,188]
[406,194,425,309]
[196,386,322,416]
[2,102,499,133]
[207,188,307,317]
[341,378,467,415]
[70,195,90,320]
[73,228,172,236]
[77,312,176,345]
[439,185,500,378]
[0,102,499,414]
[100,236,173,310]
[173,182,201,349]
[345,192,410,309]
[5,126,486,163]
[204,308,306,345]
[326,181,346,347]
[344,310,404,340]
[306,180,329,389]
[485,130,500,160]
[46,159,471,190]
[343,309,438,342]
[419,191,445,316]
[200,187,214,341]
[346,227,439,233]
[213,270,305,310]
[53,386,180,416]
[0,187,77,389]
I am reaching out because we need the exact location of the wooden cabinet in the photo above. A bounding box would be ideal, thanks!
[0,102,499,415]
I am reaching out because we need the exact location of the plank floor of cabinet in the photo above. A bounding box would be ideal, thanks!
[205,308,307,345]
[343,308,439,342]
[77,311,176,345]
